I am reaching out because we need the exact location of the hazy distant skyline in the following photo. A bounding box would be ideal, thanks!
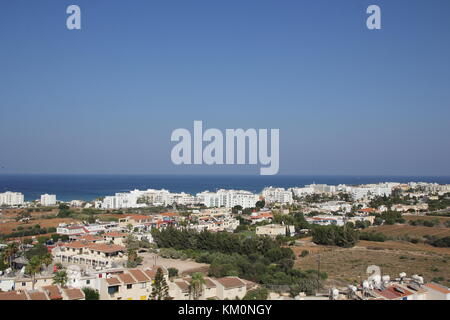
[1,0,450,176]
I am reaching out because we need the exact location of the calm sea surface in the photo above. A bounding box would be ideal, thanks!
[0,174,449,202]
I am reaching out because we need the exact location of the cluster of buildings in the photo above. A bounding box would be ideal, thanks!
[305,215,375,227]
[3,181,449,211]
[261,187,293,204]
[0,191,24,206]
[97,188,262,210]
[329,271,450,301]
[187,209,240,232]
[291,183,395,201]
[0,263,255,301]
[0,285,85,300]
[0,191,59,207]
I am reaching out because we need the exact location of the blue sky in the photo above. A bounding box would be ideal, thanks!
[0,0,449,175]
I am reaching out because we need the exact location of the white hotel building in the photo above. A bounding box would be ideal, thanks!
[261,187,293,204]
[196,189,260,209]
[0,191,25,206]
[40,194,57,206]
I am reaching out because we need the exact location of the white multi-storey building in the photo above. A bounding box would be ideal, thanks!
[261,187,293,204]
[0,191,24,206]
[305,184,336,194]
[196,189,259,209]
[40,194,57,206]
[350,184,392,200]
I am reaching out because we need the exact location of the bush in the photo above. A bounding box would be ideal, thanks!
[359,232,387,242]
[243,287,269,300]
[82,287,100,300]
[168,267,179,278]
[300,250,309,257]
[311,225,359,248]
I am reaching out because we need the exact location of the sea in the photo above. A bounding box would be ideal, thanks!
[0,174,449,202]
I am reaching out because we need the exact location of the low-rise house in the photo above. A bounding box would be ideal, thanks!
[0,276,15,292]
[169,279,190,300]
[213,277,247,300]
[305,216,344,226]
[0,286,84,300]
[118,215,153,228]
[423,283,450,300]
[14,275,54,291]
[52,241,126,268]
[99,267,167,300]
[103,231,129,246]
[256,224,295,237]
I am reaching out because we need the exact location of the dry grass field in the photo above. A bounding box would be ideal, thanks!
[0,218,75,235]
[366,224,450,239]
[293,238,450,287]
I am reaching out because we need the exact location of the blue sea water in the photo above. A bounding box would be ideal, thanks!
[0,174,449,202]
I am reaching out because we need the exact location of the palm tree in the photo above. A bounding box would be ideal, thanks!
[25,256,43,290]
[3,242,19,268]
[189,273,205,300]
[52,270,68,288]
[41,253,53,269]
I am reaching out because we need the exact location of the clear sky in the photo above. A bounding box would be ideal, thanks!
[0,0,449,176]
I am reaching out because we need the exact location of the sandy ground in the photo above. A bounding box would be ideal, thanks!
[140,252,209,275]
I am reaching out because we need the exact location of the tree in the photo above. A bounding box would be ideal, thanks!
[127,248,143,268]
[311,225,359,248]
[232,205,243,214]
[25,256,43,290]
[150,268,169,300]
[82,287,100,300]
[243,287,269,300]
[255,200,265,209]
[189,273,205,300]
[52,270,68,287]
[3,242,19,268]
[168,267,179,278]
[41,253,53,268]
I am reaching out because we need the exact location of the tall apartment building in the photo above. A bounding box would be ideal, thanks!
[261,187,293,204]
[0,191,25,206]
[40,194,57,206]
[196,189,260,209]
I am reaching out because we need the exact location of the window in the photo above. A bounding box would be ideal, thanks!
[127,284,132,289]
[86,280,90,284]
[140,282,146,289]
[108,286,119,295]
[22,282,26,286]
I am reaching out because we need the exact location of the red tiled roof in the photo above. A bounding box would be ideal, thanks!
[358,208,376,212]
[118,273,137,285]
[174,281,189,292]
[0,291,28,300]
[143,269,156,279]
[128,269,150,283]
[87,243,125,253]
[204,278,217,289]
[375,285,413,300]
[78,235,103,242]
[63,288,85,300]
[42,285,63,300]
[215,277,246,289]
[106,277,121,286]
[103,232,128,238]
[65,241,88,249]
[424,283,450,294]
[161,212,179,217]
[28,291,49,300]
